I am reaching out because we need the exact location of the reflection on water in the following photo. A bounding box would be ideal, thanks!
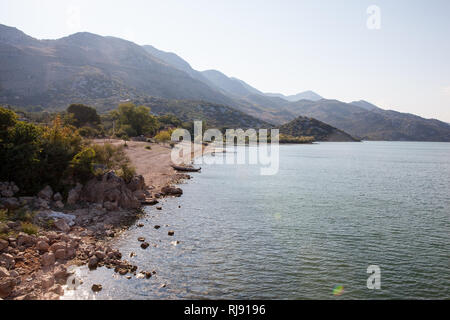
[63,142,450,300]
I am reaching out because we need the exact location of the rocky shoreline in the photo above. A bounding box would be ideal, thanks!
[0,168,189,300]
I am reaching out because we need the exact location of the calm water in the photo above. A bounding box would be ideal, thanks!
[64,142,450,300]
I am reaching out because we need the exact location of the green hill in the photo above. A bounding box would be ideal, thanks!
[278,116,359,142]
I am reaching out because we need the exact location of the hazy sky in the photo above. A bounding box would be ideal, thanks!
[1,0,449,121]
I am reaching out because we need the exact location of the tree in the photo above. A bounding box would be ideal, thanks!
[66,104,100,128]
[0,107,18,133]
[110,103,159,137]
[37,116,83,190]
[0,119,42,192]
[158,114,182,128]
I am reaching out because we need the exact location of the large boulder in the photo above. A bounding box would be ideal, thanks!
[0,239,8,252]
[127,175,145,192]
[0,198,20,210]
[53,193,63,202]
[17,233,36,247]
[0,266,10,278]
[0,253,15,269]
[88,256,98,270]
[67,183,83,205]
[50,241,66,253]
[37,185,53,201]
[0,182,19,198]
[54,201,64,209]
[0,277,15,298]
[41,252,55,267]
[41,274,55,290]
[53,265,68,283]
[36,240,49,252]
[54,219,70,233]
[161,186,183,197]
[54,249,66,260]
[34,198,50,210]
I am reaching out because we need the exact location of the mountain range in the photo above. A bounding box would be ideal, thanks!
[1,24,449,141]
[266,91,323,102]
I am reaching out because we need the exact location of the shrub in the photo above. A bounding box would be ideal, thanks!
[91,143,130,171]
[7,207,34,223]
[0,118,42,193]
[78,126,100,138]
[0,209,7,222]
[21,222,39,235]
[117,164,136,183]
[154,130,172,144]
[115,129,130,140]
[70,148,96,182]
[145,145,152,150]
[46,219,55,229]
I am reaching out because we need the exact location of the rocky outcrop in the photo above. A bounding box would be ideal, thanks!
[81,172,146,210]
[54,219,70,233]
[67,183,83,205]
[0,182,19,198]
[37,186,53,201]
[0,182,20,210]
[1,171,149,214]
[127,175,145,192]
[0,171,156,300]
[161,186,183,197]
[0,198,20,210]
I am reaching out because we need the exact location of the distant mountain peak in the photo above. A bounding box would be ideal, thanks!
[265,91,323,102]
[350,100,382,111]
[0,23,37,45]
[201,69,261,98]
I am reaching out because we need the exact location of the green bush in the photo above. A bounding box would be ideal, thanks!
[21,222,39,235]
[0,113,42,193]
[0,209,7,222]
[0,109,86,194]
[0,107,18,132]
[37,116,83,191]
[70,148,96,182]
[0,107,137,194]
[78,126,100,138]
[91,143,130,171]
[117,163,136,183]
[154,130,172,144]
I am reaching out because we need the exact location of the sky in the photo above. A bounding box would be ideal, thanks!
[1,0,449,122]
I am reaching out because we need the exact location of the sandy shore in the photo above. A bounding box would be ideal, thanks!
[93,139,211,193]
